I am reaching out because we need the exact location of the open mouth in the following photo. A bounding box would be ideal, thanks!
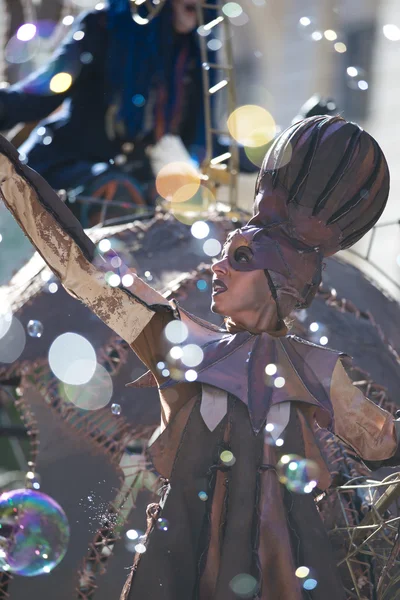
[212,278,228,296]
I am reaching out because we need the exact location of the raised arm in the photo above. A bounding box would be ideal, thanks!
[0,134,175,352]
[0,11,101,130]
[331,359,400,468]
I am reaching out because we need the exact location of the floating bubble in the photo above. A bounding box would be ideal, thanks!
[17,24,37,42]
[277,455,320,494]
[111,403,121,415]
[274,376,285,388]
[49,72,72,94]
[383,24,400,41]
[207,39,222,51]
[49,333,97,385]
[295,566,310,578]
[303,578,318,590]
[164,321,189,344]
[220,450,236,466]
[72,30,85,41]
[229,573,258,598]
[222,2,242,17]
[198,491,208,501]
[346,66,368,91]
[227,105,276,148]
[61,363,113,410]
[0,489,69,576]
[197,280,208,291]
[334,42,347,53]
[156,518,169,531]
[324,29,337,41]
[169,346,183,360]
[203,238,221,257]
[0,317,26,363]
[265,363,277,376]
[185,369,198,382]
[191,221,210,240]
[98,239,111,253]
[181,344,204,368]
[122,274,134,287]
[156,162,200,202]
[134,537,147,554]
[0,297,13,340]
[5,36,39,65]
[27,320,43,338]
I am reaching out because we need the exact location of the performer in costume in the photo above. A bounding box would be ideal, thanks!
[0,116,399,599]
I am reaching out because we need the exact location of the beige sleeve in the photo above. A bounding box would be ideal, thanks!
[0,145,171,345]
[330,360,397,462]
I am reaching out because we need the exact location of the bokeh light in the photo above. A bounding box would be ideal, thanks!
[277,455,320,494]
[49,333,97,385]
[0,317,26,363]
[334,42,347,53]
[0,489,69,576]
[185,369,198,381]
[5,36,38,65]
[220,450,236,466]
[227,105,276,147]
[383,24,400,41]
[197,279,208,292]
[229,573,258,598]
[98,239,111,253]
[169,185,216,225]
[61,363,113,410]
[181,344,204,368]
[191,221,210,239]
[222,2,243,18]
[295,566,310,578]
[274,376,285,388]
[203,238,221,257]
[49,72,72,94]
[156,518,169,531]
[324,29,337,41]
[17,24,37,42]
[62,15,74,26]
[156,162,200,202]
[265,363,277,376]
[164,320,189,344]
[122,274,134,287]
[198,491,208,501]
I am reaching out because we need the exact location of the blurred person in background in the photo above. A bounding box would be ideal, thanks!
[0,0,212,220]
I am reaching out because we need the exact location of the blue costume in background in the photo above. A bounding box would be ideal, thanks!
[0,1,209,191]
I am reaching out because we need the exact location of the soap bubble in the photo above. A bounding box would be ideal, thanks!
[49,333,96,385]
[61,363,113,411]
[198,491,208,501]
[277,455,320,494]
[27,320,43,338]
[156,518,169,531]
[164,321,189,344]
[0,317,26,363]
[111,403,121,415]
[229,573,258,597]
[0,489,69,576]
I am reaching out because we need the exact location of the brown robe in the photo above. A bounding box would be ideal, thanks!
[0,135,398,600]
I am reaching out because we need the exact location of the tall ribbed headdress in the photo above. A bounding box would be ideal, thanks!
[243,115,390,307]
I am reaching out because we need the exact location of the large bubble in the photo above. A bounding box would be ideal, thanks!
[227,105,276,147]
[60,363,113,410]
[0,317,26,363]
[277,454,320,494]
[0,489,70,576]
[48,333,97,385]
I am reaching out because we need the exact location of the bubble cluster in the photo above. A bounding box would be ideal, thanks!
[277,455,320,494]
[0,489,69,576]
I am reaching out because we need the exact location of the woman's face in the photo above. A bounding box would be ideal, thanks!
[171,0,198,33]
[211,232,277,330]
